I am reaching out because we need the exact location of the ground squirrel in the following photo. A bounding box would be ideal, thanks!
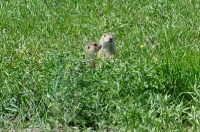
[98,33,116,59]
[85,42,102,67]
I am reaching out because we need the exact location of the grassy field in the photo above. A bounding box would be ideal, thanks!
[1,0,200,131]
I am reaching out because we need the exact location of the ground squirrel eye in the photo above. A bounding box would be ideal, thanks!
[93,44,97,46]
[104,34,106,37]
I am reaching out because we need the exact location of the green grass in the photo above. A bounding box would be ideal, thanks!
[1,0,200,131]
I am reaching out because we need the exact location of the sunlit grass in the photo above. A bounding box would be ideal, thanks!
[1,0,200,131]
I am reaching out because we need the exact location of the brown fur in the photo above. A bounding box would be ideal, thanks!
[85,42,101,67]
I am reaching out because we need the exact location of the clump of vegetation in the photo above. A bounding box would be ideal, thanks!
[1,0,200,131]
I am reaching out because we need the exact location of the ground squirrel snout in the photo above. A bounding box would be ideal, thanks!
[98,33,116,59]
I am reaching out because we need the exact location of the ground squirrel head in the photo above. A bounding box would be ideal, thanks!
[85,42,102,53]
[99,33,115,49]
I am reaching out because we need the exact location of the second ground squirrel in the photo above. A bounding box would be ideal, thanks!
[85,42,102,67]
[98,33,116,59]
